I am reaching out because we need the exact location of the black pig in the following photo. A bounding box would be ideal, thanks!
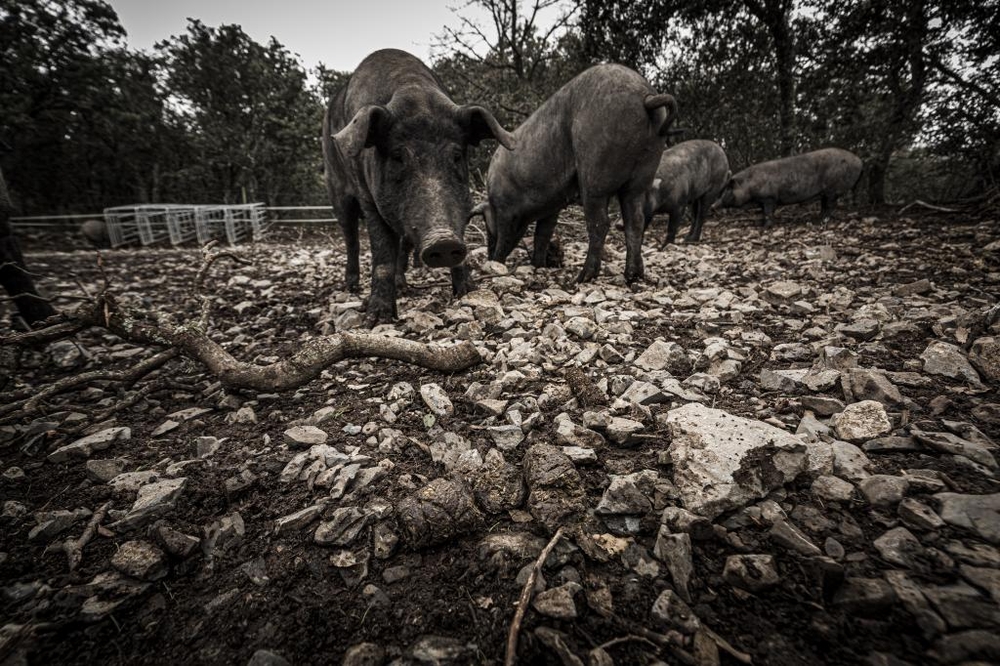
[715,148,863,229]
[322,49,515,325]
[0,167,56,329]
[644,140,729,245]
[474,64,677,284]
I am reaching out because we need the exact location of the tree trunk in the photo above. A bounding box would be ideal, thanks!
[772,16,796,156]
[744,0,796,156]
[869,1,928,204]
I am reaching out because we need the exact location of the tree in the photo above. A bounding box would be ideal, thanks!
[432,0,586,179]
[157,20,324,205]
[0,0,131,211]
[580,0,807,156]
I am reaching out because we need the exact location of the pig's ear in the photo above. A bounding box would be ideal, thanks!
[334,105,393,158]
[458,106,516,150]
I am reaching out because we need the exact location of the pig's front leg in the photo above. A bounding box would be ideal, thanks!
[365,216,399,327]
[450,264,476,297]
[664,205,683,246]
[760,199,776,231]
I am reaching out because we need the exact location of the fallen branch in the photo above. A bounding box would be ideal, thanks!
[899,200,958,214]
[0,348,179,421]
[192,240,252,294]
[7,294,482,393]
[0,316,87,346]
[702,626,752,664]
[62,501,111,572]
[597,635,660,651]
[505,526,564,666]
[63,380,164,436]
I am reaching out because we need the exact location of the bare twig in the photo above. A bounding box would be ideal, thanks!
[0,348,178,420]
[505,526,564,666]
[899,199,959,214]
[0,261,44,277]
[192,240,251,293]
[64,380,162,436]
[62,501,111,571]
[702,626,752,664]
[597,635,660,651]
[0,317,88,347]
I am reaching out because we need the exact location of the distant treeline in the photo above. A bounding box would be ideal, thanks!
[1,0,996,214]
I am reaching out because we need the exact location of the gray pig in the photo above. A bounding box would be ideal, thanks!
[715,148,863,229]
[644,139,729,245]
[475,64,677,284]
[322,49,515,325]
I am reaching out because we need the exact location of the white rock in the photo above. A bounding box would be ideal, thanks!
[283,425,328,449]
[47,427,131,463]
[831,440,873,481]
[487,425,524,451]
[921,341,982,386]
[934,493,1000,544]
[811,475,856,502]
[635,340,687,371]
[832,401,891,443]
[419,383,453,417]
[664,403,809,518]
[117,478,187,529]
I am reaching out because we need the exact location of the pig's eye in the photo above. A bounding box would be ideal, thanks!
[388,148,405,163]
[452,147,464,166]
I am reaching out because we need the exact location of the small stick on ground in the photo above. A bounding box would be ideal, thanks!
[63,501,112,571]
[899,199,959,214]
[505,526,564,666]
[598,635,660,651]
[702,626,752,664]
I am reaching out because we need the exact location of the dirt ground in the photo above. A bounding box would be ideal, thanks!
[1,204,998,666]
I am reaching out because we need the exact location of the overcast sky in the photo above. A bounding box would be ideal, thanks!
[109,0,506,72]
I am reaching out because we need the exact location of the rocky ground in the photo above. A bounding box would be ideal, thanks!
[1,205,999,666]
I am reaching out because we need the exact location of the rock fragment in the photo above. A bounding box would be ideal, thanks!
[921,341,982,386]
[110,540,168,581]
[664,403,808,518]
[48,427,131,463]
[832,401,891,442]
[722,554,779,593]
[522,444,586,532]
[934,493,1000,544]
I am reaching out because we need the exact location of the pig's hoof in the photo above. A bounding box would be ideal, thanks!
[452,277,476,297]
[363,301,396,328]
[364,312,395,328]
[575,268,597,283]
[624,270,644,284]
[346,281,361,294]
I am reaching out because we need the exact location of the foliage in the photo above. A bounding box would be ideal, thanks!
[157,20,324,205]
[1,0,996,213]
[431,0,588,182]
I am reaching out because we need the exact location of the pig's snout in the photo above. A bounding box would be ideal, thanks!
[420,233,467,268]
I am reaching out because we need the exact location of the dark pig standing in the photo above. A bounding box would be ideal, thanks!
[644,139,729,245]
[715,148,863,229]
[322,49,515,325]
[0,166,56,329]
[475,64,677,284]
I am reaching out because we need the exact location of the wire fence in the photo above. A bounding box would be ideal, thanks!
[10,205,338,247]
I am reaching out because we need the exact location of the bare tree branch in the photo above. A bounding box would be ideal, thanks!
[0,348,179,421]
[929,55,1000,108]
[61,501,112,572]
